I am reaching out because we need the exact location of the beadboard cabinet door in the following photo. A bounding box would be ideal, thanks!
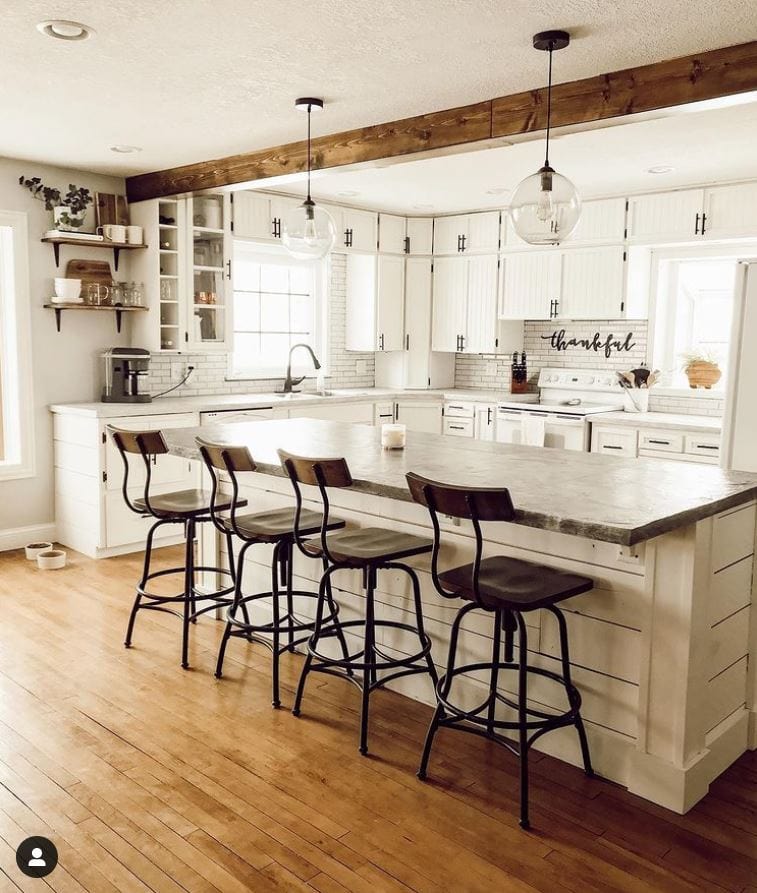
[433,215,466,255]
[465,255,500,353]
[232,191,275,240]
[560,247,627,319]
[499,250,561,320]
[378,214,407,254]
[431,256,467,351]
[406,218,434,255]
[703,182,757,239]
[627,189,704,242]
[376,254,405,351]
[404,257,434,387]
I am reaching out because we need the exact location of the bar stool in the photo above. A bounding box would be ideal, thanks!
[108,425,242,670]
[406,472,594,830]
[279,450,438,755]
[197,437,349,707]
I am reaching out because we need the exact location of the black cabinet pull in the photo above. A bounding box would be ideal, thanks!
[379,333,384,351]
[449,425,464,430]
[404,236,410,254]
[554,299,559,317]
[701,213,707,235]
[694,213,700,235]
[405,333,409,350]
[648,439,670,446]
[695,444,719,451]
[272,217,281,238]
[344,228,353,248]
[487,407,492,425]
[226,260,232,280]
[456,234,462,252]
[603,444,622,450]
[460,234,467,252]
[459,334,465,351]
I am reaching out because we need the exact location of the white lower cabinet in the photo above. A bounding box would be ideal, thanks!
[395,400,442,434]
[474,404,496,441]
[443,417,474,437]
[289,402,375,423]
[54,410,200,559]
[591,421,721,464]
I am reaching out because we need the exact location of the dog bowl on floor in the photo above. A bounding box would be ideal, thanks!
[37,549,66,570]
[25,541,53,560]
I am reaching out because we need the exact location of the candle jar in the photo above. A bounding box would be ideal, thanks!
[381,423,406,450]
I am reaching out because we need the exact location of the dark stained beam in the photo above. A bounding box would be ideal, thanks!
[126,40,757,202]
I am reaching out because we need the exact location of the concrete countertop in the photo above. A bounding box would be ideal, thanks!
[49,388,538,419]
[591,411,722,433]
[162,418,757,546]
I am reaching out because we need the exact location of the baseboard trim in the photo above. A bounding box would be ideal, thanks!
[0,523,57,553]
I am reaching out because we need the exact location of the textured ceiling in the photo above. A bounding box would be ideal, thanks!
[3,1,757,177]
[281,99,757,213]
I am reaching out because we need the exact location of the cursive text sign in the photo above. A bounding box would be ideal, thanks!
[540,329,637,359]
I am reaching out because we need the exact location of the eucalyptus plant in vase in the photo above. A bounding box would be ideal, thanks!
[18,176,93,232]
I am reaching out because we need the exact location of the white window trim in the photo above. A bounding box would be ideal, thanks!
[226,241,330,381]
[647,242,749,398]
[0,210,35,481]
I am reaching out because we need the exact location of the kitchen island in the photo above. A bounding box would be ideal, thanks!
[164,418,757,813]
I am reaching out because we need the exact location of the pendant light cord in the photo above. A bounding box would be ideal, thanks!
[544,43,553,168]
[306,104,312,202]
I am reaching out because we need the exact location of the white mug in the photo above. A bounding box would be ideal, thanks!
[125,225,143,245]
[98,224,126,242]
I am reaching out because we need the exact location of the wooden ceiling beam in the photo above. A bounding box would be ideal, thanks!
[126,40,757,203]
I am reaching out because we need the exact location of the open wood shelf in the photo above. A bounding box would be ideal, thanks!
[41,235,148,271]
[43,302,148,333]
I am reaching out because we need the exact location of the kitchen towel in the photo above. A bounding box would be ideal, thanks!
[521,413,546,447]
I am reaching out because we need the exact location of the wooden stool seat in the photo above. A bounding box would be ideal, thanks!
[134,488,240,517]
[302,527,432,566]
[438,555,592,611]
[226,506,342,542]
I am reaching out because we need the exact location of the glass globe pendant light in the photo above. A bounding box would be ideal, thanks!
[510,31,581,245]
[282,98,336,260]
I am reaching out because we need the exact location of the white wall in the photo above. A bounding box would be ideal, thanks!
[0,156,131,537]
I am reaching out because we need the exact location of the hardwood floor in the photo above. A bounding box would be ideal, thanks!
[0,545,754,892]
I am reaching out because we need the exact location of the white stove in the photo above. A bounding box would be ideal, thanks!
[496,368,624,451]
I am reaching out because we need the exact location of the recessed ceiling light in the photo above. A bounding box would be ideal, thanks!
[110,145,142,154]
[647,165,674,174]
[337,190,359,197]
[36,19,95,40]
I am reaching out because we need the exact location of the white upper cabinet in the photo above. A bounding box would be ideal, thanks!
[560,247,627,320]
[433,212,500,255]
[376,255,405,351]
[345,254,404,351]
[378,214,407,254]
[406,218,434,255]
[502,197,627,248]
[465,255,500,353]
[703,182,757,239]
[500,250,561,320]
[431,256,468,351]
[627,189,705,242]
[339,207,378,252]
[232,191,277,240]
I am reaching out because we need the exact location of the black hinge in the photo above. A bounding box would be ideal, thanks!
[230,219,234,233]
[185,331,189,343]
[102,471,107,483]
[495,337,499,348]
[620,301,625,312]
[623,250,627,261]
[624,199,629,238]
[101,432,106,444]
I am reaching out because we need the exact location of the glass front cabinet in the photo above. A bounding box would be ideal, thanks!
[131,193,231,352]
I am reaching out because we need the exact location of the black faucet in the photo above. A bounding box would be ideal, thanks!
[282,343,321,393]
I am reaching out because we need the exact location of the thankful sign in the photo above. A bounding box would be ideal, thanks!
[540,329,637,359]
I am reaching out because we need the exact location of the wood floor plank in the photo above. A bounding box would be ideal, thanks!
[0,546,755,893]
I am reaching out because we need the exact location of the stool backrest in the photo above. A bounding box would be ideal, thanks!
[196,437,256,536]
[278,449,352,561]
[107,424,169,517]
[406,471,515,605]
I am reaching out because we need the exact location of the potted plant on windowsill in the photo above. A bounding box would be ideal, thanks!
[681,350,722,389]
[18,176,93,232]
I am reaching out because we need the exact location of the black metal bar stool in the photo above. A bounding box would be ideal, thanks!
[279,450,438,755]
[108,425,243,670]
[406,472,594,830]
[197,437,350,707]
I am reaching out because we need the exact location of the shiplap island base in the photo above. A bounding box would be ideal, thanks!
[160,419,757,814]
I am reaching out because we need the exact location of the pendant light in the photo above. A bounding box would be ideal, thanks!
[282,98,336,260]
[509,31,581,245]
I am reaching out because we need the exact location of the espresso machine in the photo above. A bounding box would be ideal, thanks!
[101,348,152,403]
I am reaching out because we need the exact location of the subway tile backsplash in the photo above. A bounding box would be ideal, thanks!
[146,252,375,397]
[455,319,724,417]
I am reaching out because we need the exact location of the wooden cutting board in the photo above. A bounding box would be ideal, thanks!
[95,192,129,227]
[65,258,113,286]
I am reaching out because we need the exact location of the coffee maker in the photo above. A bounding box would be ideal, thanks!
[101,348,152,403]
